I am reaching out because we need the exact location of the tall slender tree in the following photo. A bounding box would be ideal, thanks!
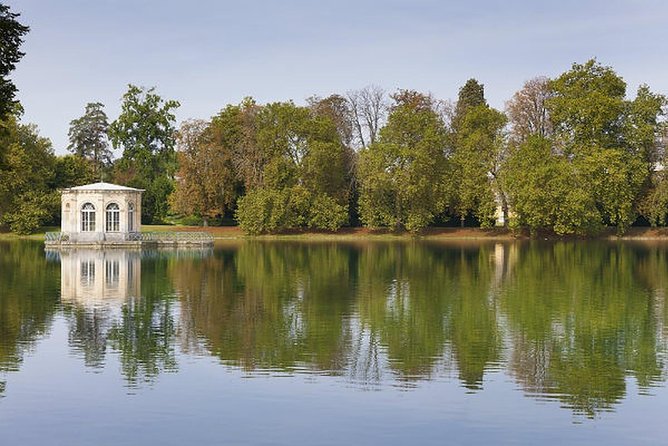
[67,102,112,178]
[450,79,506,227]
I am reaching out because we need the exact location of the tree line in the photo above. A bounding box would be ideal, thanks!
[0,3,666,235]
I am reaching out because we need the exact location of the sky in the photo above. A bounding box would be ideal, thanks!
[7,0,668,154]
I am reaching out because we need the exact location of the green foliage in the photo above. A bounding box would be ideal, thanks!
[0,4,29,118]
[109,85,180,223]
[503,137,602,235]
[452,78,486,131]
[307,193,348,230]
[0,116,59,234]
[451,103,507,227]
[54,154,95,187]
[2,189,57,235]
[169,117,240,224]
[358,90,450,232]
[505,139,648,236]
[548,59,627,151]
[236,186,347,234]
[640,170,668,226]
[625,85,667,163]
[503,59,665,235]
[231,100,350,233]
[141,62,668,234]
[575,149,647,234]
[503,137,556,232]
[1,55,661,235]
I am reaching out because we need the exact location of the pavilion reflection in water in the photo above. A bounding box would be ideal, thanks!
[58,250,141,305]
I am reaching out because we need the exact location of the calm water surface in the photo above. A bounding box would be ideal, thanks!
[0,240,667,445]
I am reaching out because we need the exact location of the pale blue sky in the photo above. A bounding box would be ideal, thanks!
[8,0,668,154]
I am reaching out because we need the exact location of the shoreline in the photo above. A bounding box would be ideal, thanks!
[5,226,668,242]
[145,226,668,241]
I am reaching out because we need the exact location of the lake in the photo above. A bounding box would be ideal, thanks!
[0,240,667,445]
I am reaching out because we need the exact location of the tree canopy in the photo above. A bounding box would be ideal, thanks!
[358,90,450,232]
[109,85,180,223]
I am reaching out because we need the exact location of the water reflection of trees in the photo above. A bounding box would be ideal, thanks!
[174,243,357,374]
[172,241,668,416]
[172,243,502,387]
[2,240,667,416]
[0,241,60,397]
[501,243,667,416]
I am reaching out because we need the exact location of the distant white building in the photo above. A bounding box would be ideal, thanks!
[59,182,143,243]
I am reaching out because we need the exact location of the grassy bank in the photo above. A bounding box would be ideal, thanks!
[141,225,519,241]
[5,225,668,242]
[0,226,59,241]
[142,225,668,241]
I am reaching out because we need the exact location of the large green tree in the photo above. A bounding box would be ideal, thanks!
[108,85,180,223]
[169,117,240,225]
[307,94,358,222]
[0,115,59,234]
[235,101,350,234]
[546,59,665,233]
[503,136,601,235]
[357,90,450,232]
[548,59,627,151]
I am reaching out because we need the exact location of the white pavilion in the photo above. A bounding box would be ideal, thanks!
[59,182,143,243]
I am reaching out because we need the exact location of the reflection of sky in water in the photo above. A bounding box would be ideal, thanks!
[3,315,667,446]
[1,241,668,445]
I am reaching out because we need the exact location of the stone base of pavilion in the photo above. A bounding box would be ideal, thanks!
[45,231,214,249]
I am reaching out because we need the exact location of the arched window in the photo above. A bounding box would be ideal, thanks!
[106,203,120,232]
[128,202,135,232]
[81,203,96,232]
